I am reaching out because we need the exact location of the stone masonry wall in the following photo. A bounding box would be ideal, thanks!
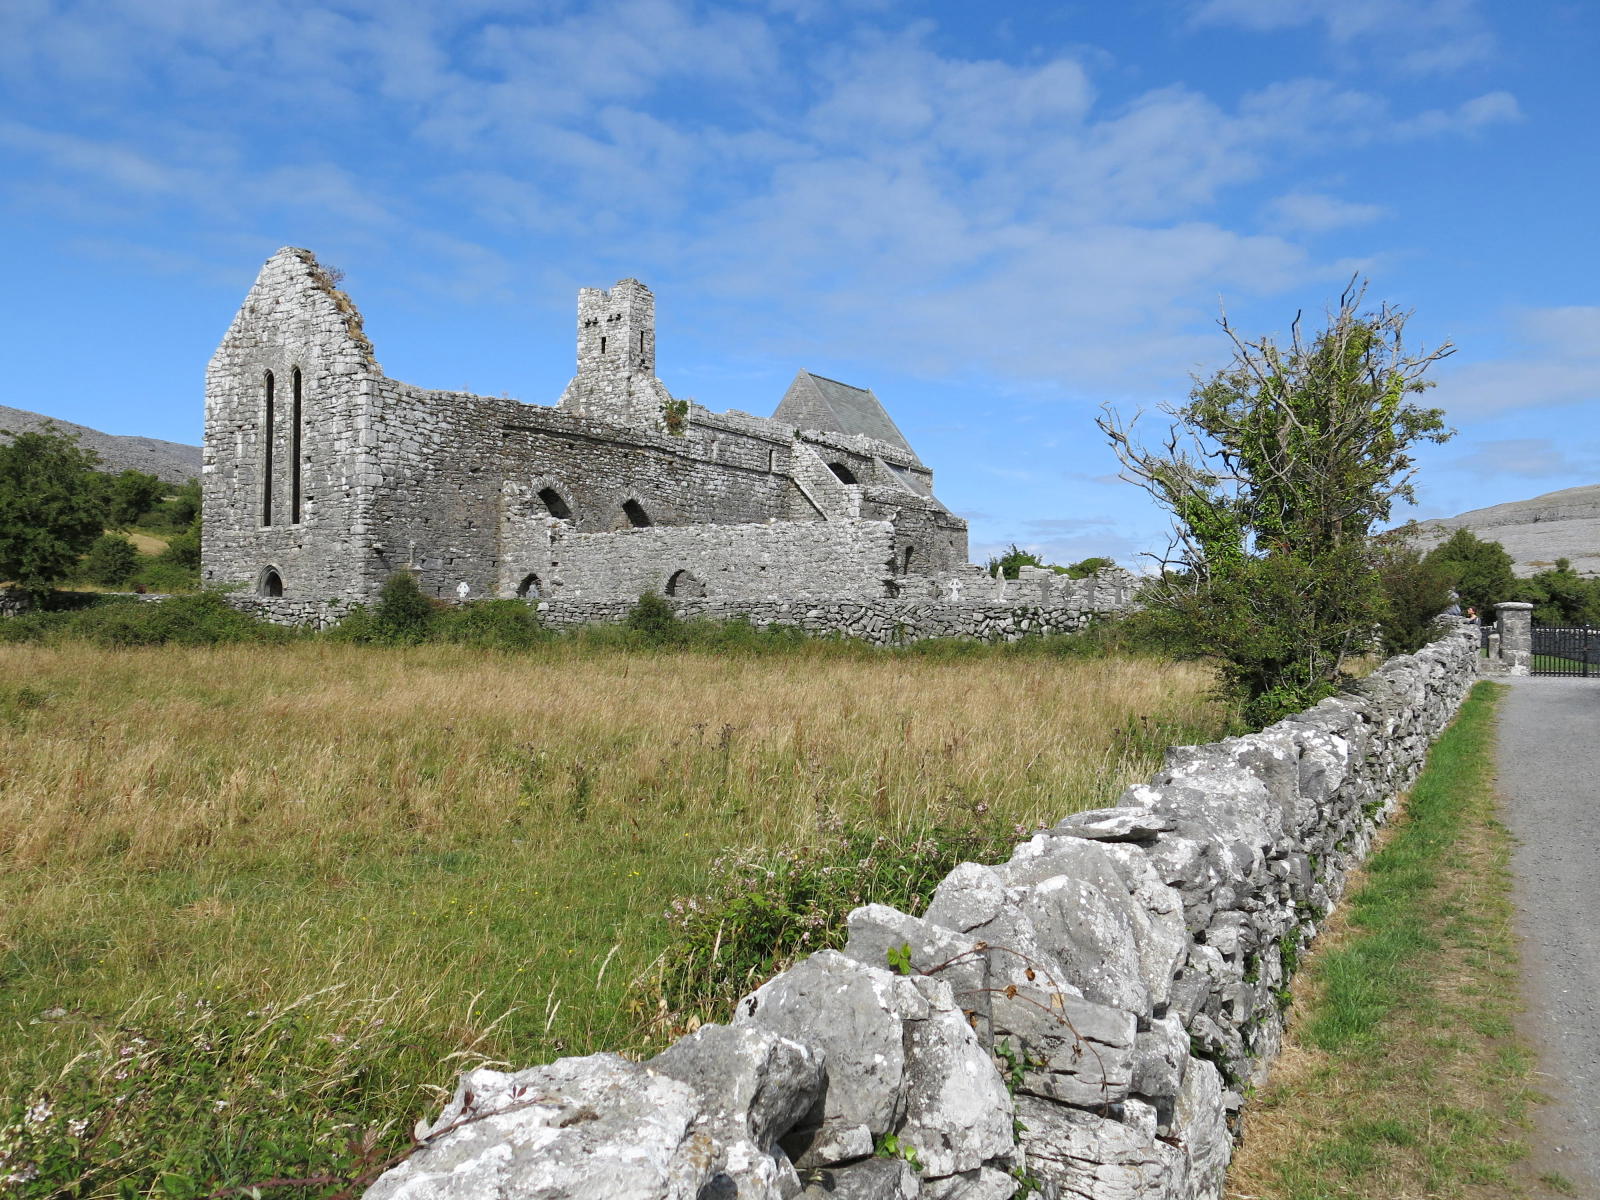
[546,521,898,603]
[364,623,1480,1200]
[540,595,1108,644]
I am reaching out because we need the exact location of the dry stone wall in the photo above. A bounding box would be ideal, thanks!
[363,623,1480,1200]
[539,596,1110,644]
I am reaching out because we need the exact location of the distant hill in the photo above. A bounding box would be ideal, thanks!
[0,405,200,486]
[1412,484,1600,578]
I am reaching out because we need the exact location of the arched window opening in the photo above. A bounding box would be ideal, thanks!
[827,461,857,485]
[623,499,652,528]
[665,569,707,598]
[902,546,915,575]
[260,568,284,598]
[261,371,275,527]
[516,573,542,599]
[290,366,303,524]
[537,487,572,520]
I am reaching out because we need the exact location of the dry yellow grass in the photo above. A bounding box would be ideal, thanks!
[0,638,1229,1191]
[0,640,1228,1160]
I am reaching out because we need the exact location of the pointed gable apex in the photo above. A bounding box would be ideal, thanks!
[773,370,921,462]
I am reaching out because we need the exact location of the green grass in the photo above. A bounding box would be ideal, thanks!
[0,638,1230,1197]
[1229,681,1559,1199]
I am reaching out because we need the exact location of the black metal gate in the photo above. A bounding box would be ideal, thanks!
[1531,625,1600,676]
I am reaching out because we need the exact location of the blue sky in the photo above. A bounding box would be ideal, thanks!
[2,0,1596,567]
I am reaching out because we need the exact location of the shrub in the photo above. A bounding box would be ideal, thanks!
[624,590,682,645]
[631,810,1015,1037]
[82,533,140,586]
[433,599,551,650]
[42,592,289,647]
[136,557,201,594]
[373,571,436,643]
[1377,542,1454,654]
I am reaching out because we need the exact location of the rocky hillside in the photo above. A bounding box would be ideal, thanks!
[1413,483,1600,577]
[0,405,200,485]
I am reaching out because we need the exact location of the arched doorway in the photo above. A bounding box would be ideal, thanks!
[517,573,543,599]
[259,567,284,598]
[665,569,707,598]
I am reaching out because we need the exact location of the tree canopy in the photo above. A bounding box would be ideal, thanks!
[0,426,108,593]
[1101,280,1454,724]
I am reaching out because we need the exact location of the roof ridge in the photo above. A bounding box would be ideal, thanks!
[803,370,871,394]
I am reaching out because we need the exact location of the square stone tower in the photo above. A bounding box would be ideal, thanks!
[557,278,676,431]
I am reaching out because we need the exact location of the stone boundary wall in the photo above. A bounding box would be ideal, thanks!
[539,596,1112,645]
[219,589,1131,644]
[363,623,1480,1200]
[223,595,356,629]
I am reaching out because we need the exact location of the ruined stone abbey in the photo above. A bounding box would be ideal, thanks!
[204,248,1133,630]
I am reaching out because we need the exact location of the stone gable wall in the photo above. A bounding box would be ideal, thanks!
[362,623,1480,1200]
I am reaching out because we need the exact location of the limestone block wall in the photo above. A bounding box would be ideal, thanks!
[363,624,1480,1200]
[545,521,898,602]
[539,596,1110,644]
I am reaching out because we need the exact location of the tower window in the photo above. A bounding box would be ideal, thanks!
[600,335,607,355]
[261,370,275,527]
[639,330,645,352]
[537,487,573,520]
[290,366,303,524]
[623,499,651,528]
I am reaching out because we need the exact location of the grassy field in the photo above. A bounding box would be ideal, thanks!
[1226,682,1569,1200]
[0,638,1229,1193]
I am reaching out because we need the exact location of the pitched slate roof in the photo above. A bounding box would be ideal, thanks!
[773,370,921,463]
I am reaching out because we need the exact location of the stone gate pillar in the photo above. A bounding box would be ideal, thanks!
[1496,601,1533,676]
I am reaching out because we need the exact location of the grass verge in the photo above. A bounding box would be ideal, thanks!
[1227,681,1566,1200]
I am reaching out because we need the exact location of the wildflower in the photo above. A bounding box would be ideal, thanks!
[24,1100,51,1125]
[67,1118,88,1138]
[212,1100,230,1111]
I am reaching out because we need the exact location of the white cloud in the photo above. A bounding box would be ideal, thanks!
[1191,0,1495,75]
[1265,191,1386,233]
[1433,307,1600,417]
[1447,437,1600,480]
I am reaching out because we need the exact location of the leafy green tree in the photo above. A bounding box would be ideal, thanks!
[0,426,108,594]
[1100,280,1454,725]
[1512,559,1600,626]
[160,517,201,570]
[1422,528,1515,618]
[148,478,201,531]
[83,532,141,586]
[986,544,1046,579]
[102,469,166,528]
[1375,540,1456,654]
[1062,556,1117,578]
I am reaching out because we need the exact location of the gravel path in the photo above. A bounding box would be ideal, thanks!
[1496,676,1600,1193]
